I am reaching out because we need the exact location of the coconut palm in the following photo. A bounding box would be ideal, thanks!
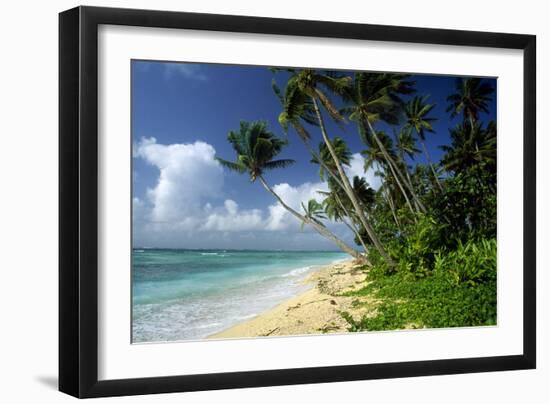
[393,128,423,211]
[440,120,496,175]
[361,130,417,218]
[342,72,427,214]
[279,69,392,265]
[351,175,376,210]
[403,95,443,192]
[301,199,327,230]
[312,140,373,253]
[310,137,351,181]
[216,120,361,258]
[320,176,375,255]
[446,78,495,128]
[273,78,348,193]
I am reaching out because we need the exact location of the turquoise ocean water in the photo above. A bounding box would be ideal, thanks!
[132,249,348,343]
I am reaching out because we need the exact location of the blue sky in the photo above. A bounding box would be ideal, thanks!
[132,60,496,250]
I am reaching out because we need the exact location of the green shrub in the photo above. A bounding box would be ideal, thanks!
[434,238,496,287]
[344,238,497,331]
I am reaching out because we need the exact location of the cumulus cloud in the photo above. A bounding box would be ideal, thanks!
[163,63,208,81]
[134,137,223,225]
[201,200,264,232]
[132,138,359,249]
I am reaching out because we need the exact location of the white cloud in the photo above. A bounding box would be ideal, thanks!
[135,137,223,224]
[266,181,328,231]
[346,153,382,190]
[201,199,264,232]
[163,63,208,81]
[132,139,359,249]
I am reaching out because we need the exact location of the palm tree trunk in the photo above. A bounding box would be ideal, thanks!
[392,132,425,214]
[297,135,373,251]
[420,140,444,192]
[383,185,401,229]
[364,120,427,214]
[333,192,369,255]
[304,139,346,190]
[311,96,394,267]
[258,175,361,259]
[468,114,475,130]
[342,219,370,260]
[401,154,421,211]
[385,160,417,220]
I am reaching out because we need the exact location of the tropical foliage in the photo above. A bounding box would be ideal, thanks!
[217,69,497,331]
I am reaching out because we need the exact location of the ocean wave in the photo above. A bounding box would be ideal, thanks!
[194,322,222,330]
[280,265,313,278]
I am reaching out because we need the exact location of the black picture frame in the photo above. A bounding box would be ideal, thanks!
[59,5,536,398]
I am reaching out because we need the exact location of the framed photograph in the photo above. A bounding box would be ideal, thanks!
[59,6,536,398]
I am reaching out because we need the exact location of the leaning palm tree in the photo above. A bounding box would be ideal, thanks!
[273,78,346,193]
[393,128,423,211]
[403,95,443,192]
[312,140,372,253]
[342,72,427,214]
[216,120,361,259]
[278,69,392,265]
[361,130,417,219]
[310,137,352,181]
[321,188,369,254]
[446,78,495,128]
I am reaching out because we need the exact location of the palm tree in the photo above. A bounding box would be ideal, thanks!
[312,140,373,253]
[379,181,401,229]
[403,95,443,192]
[279,69,393,265]
[273,78,348,194]
[342,72,427,214]
[351,175,376,210]
[216,120,361,258]
[301,199,327,230]
[310,137,351,181]
[361,130,417,219]
[440,120,496,175]
[319,176,375,255]
[446,78,495,128]
[393,128,423,211]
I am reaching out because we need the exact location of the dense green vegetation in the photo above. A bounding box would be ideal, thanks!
[217,70,497,330]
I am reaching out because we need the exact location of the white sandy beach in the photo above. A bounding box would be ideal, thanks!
[208,260,379,339]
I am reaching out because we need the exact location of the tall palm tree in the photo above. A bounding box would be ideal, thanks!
[342,72,427,214]
[403,95,443,192]
[310,137,352,181]
[279,69,393,265]
[321,190,369,254]
[319,176,375,255]
[362,130,417,218]
[446,78,495,128]
[312,140,373,253]
[216,120,361,258]
[393,128,423,211]
[273,78,348,195]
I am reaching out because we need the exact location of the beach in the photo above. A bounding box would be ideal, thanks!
[208,259,378,339]
[132,249,352,342]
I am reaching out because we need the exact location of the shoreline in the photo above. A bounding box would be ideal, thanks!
[207,259,378,339]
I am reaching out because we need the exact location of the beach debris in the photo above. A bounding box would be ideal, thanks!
[262,327,280,337]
